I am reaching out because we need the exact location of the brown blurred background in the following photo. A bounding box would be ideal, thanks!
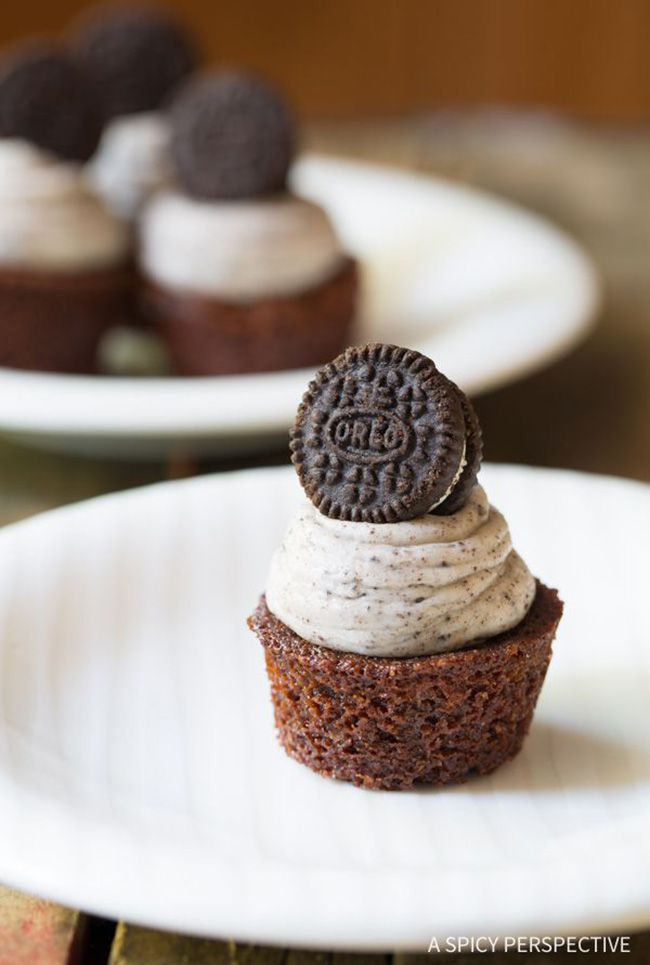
[3,0,650,120]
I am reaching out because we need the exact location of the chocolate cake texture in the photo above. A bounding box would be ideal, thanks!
[249,582,563,790]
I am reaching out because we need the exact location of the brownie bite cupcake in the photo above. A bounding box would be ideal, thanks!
[71,6,198,220]
[248,344,563,790]
[139,70,358,376]
[0,42,132,372]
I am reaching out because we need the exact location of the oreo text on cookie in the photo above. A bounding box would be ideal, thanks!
[291,343,477,523]
[327,410,413,465]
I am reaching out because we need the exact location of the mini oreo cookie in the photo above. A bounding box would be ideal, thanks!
[290,344,471,523]
[169,70,294,199]
[432,378,483,516]
[0,43,103,162]
[70,7,197,119]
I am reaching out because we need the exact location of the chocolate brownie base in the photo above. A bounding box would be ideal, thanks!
[0,265,134,373]
[143,257,358,376]
[248,581,563,790]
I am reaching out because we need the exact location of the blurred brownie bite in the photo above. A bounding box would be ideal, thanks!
[0,42,131,372]
[139,69,358,376]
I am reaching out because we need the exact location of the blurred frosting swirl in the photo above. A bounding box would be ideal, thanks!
[139,191,344,301]
[0,139,129,271]
[266,485,535,657]
[87,111,171,220]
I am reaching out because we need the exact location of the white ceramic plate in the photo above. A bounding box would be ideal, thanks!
[0,156,599,459]
[0,463,648,948]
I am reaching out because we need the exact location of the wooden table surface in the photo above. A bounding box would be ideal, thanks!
[1,111,649,962]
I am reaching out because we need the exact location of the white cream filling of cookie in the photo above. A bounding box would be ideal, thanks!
[428,440,466,511]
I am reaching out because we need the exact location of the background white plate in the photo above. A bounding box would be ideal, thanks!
[0,464,648,948]
[0,156,599,459]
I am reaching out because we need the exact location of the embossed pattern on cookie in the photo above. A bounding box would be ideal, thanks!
[291,343,468,522]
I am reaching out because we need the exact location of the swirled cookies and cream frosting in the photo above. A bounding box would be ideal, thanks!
[266,486,535,657]
[140,192,345,301]
[265,343,536,658]
[0,141,129,272]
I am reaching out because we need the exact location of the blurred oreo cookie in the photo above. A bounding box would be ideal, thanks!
[0,42,103,162]
[169,70,294,199]
[70,6,198,119]
[290,343,475,523]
